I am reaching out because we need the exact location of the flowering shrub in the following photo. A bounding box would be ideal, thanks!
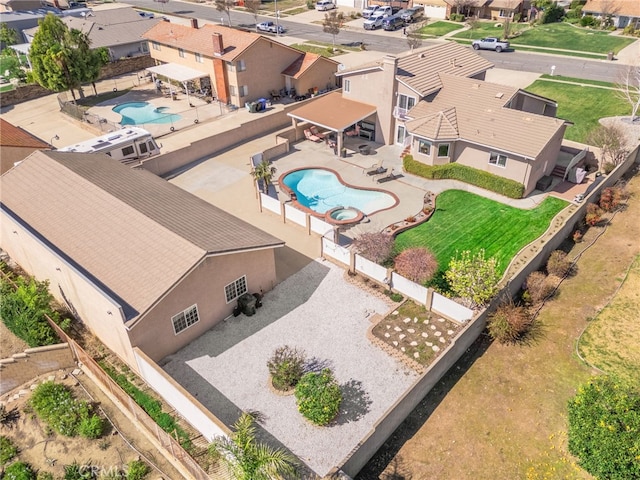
[29,382,103,438]
[295,369,342,426]
[585,203,604,226]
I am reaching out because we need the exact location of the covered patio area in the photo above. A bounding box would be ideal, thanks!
[146,63,212,104]
[287,91,377,156]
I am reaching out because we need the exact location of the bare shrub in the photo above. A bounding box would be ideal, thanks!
[394,248,438,284]
[588,124,629,167]
[525,271,555,304]
[352,232,394,264]
[268,346,306,392]
[599,186,624,212]
[487,302,533,344]
[585,203,604,226]
[546,250,572,277]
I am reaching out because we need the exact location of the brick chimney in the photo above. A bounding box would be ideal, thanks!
[190,18,199,29]
[212,33,224,56]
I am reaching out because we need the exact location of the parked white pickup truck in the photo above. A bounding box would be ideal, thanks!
[472,37,510,52]
[363,11,387,29]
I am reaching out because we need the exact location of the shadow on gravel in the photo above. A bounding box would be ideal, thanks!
[355,333,493,479]
[336,379,372,425]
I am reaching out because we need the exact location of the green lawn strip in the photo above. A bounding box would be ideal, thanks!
[524,80,630,143]
[100,362,193,451]
[417,21,463,37]
[538,74,615,88]
[578,255,640,383]
[451,21,528,39]
[511,45,604,59]
[394,190,567,278]
[0,84,14,92]
[290,43,337,56]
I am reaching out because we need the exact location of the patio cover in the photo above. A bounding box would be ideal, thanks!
[146,63,207,83]
[287,91,376,132]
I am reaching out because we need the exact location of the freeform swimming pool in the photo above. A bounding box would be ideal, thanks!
[280,168,398,215]
[113,101,181,125]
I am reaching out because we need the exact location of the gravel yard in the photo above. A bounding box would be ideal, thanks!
[162,259,419,477]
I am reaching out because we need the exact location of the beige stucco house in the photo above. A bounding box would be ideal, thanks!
[0,118,51,174]
[143,20,339,108]
[404,73,566,196]
[443,0,527,19]
[0,151,284,370]
[583,0,640,28]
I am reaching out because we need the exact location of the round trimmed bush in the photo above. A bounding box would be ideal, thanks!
[394,248,438,284]
[546,250,572,277]
[294,369,342,426]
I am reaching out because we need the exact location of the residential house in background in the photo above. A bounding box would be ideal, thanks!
[404,74,566,196]
[0,0,43,12]
[0,151,285,371]
[582,0,640,28]
[23,7,159,60]
[142,20,339,107]
[443,0,526,20]
[0,118,51,174]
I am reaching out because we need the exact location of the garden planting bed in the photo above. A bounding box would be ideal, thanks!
[369,301,462,373]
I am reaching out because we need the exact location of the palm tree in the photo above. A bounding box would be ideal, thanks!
[209,412,297,480]
[251,160,277,194]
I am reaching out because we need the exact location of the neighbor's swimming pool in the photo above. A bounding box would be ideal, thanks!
[280,168,398,215]
[113,101,181,125]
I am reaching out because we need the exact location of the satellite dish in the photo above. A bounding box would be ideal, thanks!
[338,64,345,71]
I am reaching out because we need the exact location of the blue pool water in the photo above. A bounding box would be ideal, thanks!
[282,168,397,215]
[112,101,181,125]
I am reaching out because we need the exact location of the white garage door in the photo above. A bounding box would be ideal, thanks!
[424,5,446,18]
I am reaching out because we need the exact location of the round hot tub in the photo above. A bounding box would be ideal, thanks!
[325,207,364,225]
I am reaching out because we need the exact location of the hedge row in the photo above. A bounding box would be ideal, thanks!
[100,363,192,451]
[403,155,525,199]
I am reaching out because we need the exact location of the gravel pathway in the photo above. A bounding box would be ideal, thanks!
[162,259,418,477]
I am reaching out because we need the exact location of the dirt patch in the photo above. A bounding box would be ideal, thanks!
[0,321,29,359]
[1,371,185,479]
[357,169,640,480]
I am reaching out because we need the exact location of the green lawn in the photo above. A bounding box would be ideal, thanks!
[416,21,462,37]
[395,190,567,278]
[524,80,630,143]
[453,22,635,54]
[539,74,617,88]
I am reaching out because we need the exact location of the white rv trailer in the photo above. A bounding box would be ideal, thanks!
[58,127,161,162]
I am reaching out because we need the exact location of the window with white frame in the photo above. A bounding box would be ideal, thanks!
[418,139,431,155]
[489,151,507,167]
[237,59,246,72]
[398,94,416,111]
[437,143,450,157]
[239,85,248,97]
[229,85,237,96]
[172,304,199,334]
[498,9,509,17]
[344,79,350,93]
[152,41,160,51]
[225,276,247,303]
[178,48,185,58]
[226,61,235,72]
[195,52,203,63]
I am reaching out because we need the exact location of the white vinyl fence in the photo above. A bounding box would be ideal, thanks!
[310,216,333,236]
[391,272,428,304]
[431,292,473,323]
[260,193,281,215]
[322,237,351,265]
[355,255,388,284]
[284,203,306,226]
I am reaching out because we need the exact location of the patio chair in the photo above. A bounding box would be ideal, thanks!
[377,169,401,183]
[345,124,360,137]
[304,129,322,142]
[309,126,326,140]
[365,160,385,176]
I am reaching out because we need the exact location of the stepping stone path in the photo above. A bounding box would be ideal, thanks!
[434,331,442,337]
[403,318,411,323]
[432,345,440,352]
[407,328,415,333]
[421,332,428,338]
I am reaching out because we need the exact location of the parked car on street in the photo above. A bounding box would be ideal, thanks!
[316,0,336,10]
[472,37,510,52]
[400,6,424,23]
[256,21,285,34]
[363,11,388,29]
[382,14,404,31]
[137,11,154,18]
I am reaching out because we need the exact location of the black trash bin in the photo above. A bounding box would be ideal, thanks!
[237,292,257,316]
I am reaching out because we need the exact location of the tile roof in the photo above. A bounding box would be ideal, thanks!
[396,42,494,96]
[443,0,488,6]
[143,22,266,61]
[288,91,377,131]
[1,151,284,321]
[583,0,640,17]
[405,74,566,158]
[23,7,159,48]
[406,107,459,140]
[282,52,338,79]
[0,118,50,148]
[487,0,523,8]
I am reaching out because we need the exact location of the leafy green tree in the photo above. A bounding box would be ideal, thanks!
[568,376,640,480]
[322,10,345,51]
[0,23,19,46]
[445,249,500,307]
[251,159,277,194]
[209,412,298,480]
[0,49,26,83]
[30,14,106,101]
